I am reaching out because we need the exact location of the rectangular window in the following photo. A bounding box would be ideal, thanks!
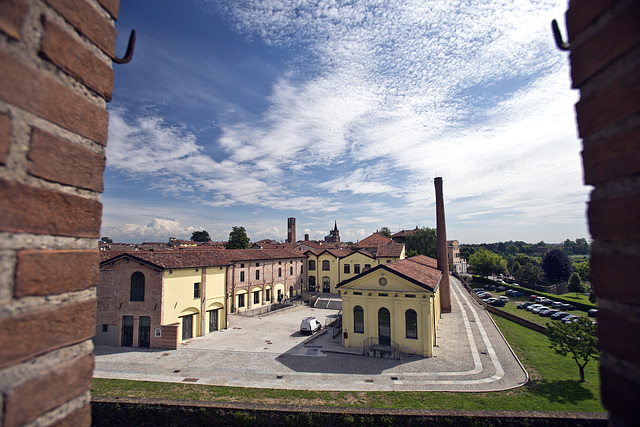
[405,294,416,298]
[354,307,364,334]
[301,265,304,273]
[253,291,260,304]
[255,270,260,280]
[353,291,362,295]
[290,266,293,275]
[354,264,360,274]
[256,262,260,267]
[194,283,200,299]
[240,271,245,282]
[240,263,244,268]
[378,293,388,297]
[322,260,330,271]
[278,268,282,277]
[238,294,245,308]
[102,324,108,332]
[364,264,371,269]
[344,264,350,274]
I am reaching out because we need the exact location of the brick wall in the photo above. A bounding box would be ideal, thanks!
[0,0,119,425]
[565,0,640,424]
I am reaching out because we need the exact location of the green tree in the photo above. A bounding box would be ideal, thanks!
[100,236,113,243]
[190,230,211,242]
[573,260,591,283]
[542,249,573,283]
[568,272,584,297]
[547,317,599,382]
[405,227,437,258]
[226,226,250,249]
[513,262,543,285]
[468,249,507,277]
[379,227,392,238]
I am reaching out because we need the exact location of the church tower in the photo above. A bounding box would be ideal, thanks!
[287,217,296,243]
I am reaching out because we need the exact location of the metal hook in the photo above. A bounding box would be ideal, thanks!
[113,29,136,64]
[551,19,570,51]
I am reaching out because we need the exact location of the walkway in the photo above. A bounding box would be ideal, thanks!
[93,277,528,391]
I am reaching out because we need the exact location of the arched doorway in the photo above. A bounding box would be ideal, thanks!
[309,276,316,292]
[378,307,391,346]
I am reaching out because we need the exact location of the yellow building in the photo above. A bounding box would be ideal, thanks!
[338,255,442,357]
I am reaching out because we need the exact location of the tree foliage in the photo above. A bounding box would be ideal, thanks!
[405,227,437,258]
[547,317,598,382]
[226,226,250,249]
[513,262,544,285]
[542,249,573,283]
[468,249,507,277]
[379,227,392,238]
[190,230,211,242]
[573,261,591,283]
[568,272,584,297]
[100,236,113,243]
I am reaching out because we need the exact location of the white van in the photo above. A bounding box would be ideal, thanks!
[300,317,321,335]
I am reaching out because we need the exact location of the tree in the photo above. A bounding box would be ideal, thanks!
[547,317,598,382]
[573,260,591,283]
[405,227,437,258]
[379,227,392,238]
[226,226,250,249]
[542,249,573,283]
[190,230,211,242]
[513,262,543,285]
[468,249,507,277]
[568,272,584,297]
[100,236,113,243]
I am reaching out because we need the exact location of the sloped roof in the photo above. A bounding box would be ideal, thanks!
[225,248,305,261]
[391,227,419,238]
[337,255,441,292]
[356,233,394,247]
[376,243,404,257]
[304,248,353,258]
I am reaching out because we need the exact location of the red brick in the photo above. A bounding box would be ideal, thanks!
[40,17,114,101]
[49,404,92,427]
[0,51,108,145]
[0,300,96,369]
[0,179,102,238]
[598,308,640,367]
[28,128,105,191]
[566,0,615,37]
[582,125,640,185]
[592,254,640,306]
[600,366,640,422]
[15,249,99,297]
[570,3,640,88]
[575,65,640,138]
[588,193,640,242]
[44,0,116,57]
[0,111,9,164]
[0,0,28,40]
[97,0,119,20]
[3,354,94,427]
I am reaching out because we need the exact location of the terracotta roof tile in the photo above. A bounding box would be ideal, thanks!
[355,233,394,247]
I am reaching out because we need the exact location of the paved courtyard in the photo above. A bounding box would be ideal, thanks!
[94,278,528,391]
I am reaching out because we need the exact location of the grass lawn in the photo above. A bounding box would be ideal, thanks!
[93,315,604,412]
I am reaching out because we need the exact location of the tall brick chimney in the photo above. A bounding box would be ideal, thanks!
[287,217,296,243]
[435,177,451,313]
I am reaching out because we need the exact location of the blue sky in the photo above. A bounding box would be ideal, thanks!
[102,0,589,245]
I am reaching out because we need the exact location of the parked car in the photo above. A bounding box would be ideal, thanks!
[510,291,524,297]
[529,295,538,301]
[490,299,506,307]
[473,288,485,293]
[527,304,543,311]
[517,301,532,309]
[561,304,577,311]
[495,286,506,292]
[300,317,322,335]
[541,309,559,317]
[497,296,509,302]
[532,306,548,314]
[485,298,498,304]
[551,301,565,309]
[588,309,598,317]
[479,292,492,299]
[563,315,579,324]
[484,284,496,291]
[551,311,569,320]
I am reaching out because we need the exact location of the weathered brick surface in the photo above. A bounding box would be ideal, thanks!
[0,0,28,40]
[600,366,640,423]
[588,193,640,242]
[0,50,108,145]
[570,2,640,88]
[50,404,92,427]
[575,64,640,139]
[582,125,640,185]
[566,0,616,36]
[598,308,640,367]
[97,0,120,20]
[28,127,105,191]
[15,249,99,297]
[0,179,102,238]
[0,111,9,164]
[40,17,114,100]
[3,354,94,427]
[43,0,116,57]
[0,300,96,369]
[591,254,640,305]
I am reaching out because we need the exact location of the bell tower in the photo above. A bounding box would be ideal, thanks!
[287,217,296,243]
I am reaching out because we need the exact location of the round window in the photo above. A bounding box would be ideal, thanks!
[379,277,387,286]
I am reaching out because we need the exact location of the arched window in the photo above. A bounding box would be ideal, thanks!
[322,260,330,271]
[130,272,145,301]
[308,260,316,271]
[353,305,364,333]
[405,309,418,339]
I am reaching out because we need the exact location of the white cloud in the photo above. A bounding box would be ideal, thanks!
[102,218,198,242]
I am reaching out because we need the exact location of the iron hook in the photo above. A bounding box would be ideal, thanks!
[551,19,570,51]
[113,29,136,64]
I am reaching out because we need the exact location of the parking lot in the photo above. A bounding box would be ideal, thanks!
[94,278,528,392]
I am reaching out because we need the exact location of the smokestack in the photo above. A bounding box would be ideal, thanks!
[287,218,296,243]
[435,177,451,313]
